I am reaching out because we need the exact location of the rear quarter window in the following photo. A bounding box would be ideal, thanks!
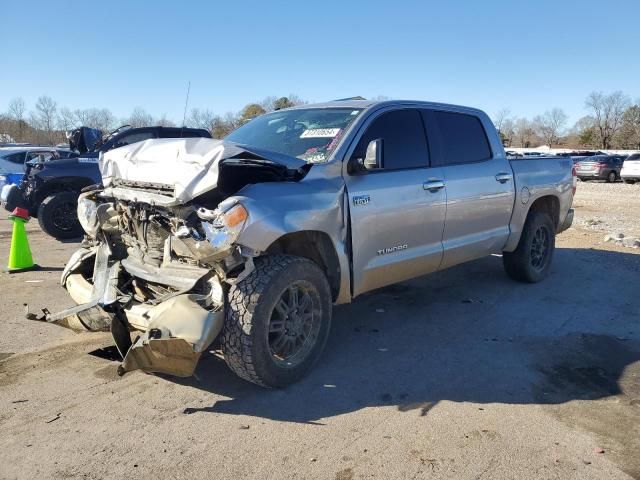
[2,152,26,164]
[428,111,492,165]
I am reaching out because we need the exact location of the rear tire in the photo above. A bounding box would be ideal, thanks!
[221,255,332,388]
[606,171,617,183]
[37,191,82,240]
[623,179,636,184]
[503,211,555,283]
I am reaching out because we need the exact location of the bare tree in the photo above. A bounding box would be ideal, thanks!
[585,91,630,149]
[156,114,176,127]
[619,104,640,149]
[73,108,116,132]
[260,96,278,112]
[492,108,511,135]
[501,118,516,147]
[7,97,26,141]
[567,116,597,148]
[261,94,306,112]
[57,107,76,133]
[210,115,234,138]
[188,108,216,130]
[31,96,58,144]
[514,118,536,147]
[128,107,154,128]
[534,108,568,147]
[223,112,241,131]
[94,109,116,132]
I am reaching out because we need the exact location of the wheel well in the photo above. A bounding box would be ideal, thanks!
[528,195,560,229]
[266,231,341,301]
[34,177,93,206]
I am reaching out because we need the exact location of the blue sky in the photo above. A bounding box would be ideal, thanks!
[2,0,639,125]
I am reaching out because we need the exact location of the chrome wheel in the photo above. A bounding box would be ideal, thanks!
[530,226,550,270]
[268,281,321,368]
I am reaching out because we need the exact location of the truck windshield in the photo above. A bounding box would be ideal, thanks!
[225,108,362,163]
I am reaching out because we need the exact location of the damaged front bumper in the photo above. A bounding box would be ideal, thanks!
[48,242,225,377]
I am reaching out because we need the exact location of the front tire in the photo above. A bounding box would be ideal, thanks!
[37,191,83,240]
[623,179,636,184]
[607,171,617,183]
[221,255,332,388]
[503,211,555,283]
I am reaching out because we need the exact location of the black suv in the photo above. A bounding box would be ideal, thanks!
[15,125,211,239]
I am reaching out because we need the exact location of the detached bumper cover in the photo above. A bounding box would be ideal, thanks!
[47,245,224,377]
[121,294,223,377]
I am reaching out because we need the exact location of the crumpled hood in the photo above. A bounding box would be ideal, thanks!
[100,137,309,204]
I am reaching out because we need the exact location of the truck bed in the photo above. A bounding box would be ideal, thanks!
[503,156,574,251]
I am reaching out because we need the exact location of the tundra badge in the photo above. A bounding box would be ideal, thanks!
[353,195,370,206]
[377,244,408,256]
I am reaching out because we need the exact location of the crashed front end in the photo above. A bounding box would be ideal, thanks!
[49,138,307,377]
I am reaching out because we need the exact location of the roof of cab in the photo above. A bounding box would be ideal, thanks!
[288,99,486,116]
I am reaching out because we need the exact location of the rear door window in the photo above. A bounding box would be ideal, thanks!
[352,109,429,170]
[425,110,492,165]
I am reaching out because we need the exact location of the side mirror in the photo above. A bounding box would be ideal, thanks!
[364,139,383,170]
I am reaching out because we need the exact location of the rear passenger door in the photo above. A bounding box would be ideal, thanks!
[423,109,515,269]
[345,108,446,296]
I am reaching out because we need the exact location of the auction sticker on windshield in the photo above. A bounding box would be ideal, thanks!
[300,128,341,138]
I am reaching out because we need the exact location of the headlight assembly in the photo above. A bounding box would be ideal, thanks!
[77,194,99,237]
[199,203,248,251]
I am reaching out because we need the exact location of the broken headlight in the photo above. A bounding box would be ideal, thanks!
[77,194,99,237]
[199,203,248,251]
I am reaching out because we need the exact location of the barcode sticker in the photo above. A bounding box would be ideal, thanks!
[300,128,341,138]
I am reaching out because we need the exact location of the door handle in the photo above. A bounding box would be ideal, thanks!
[495,173,512,183]
[423,180,445,192]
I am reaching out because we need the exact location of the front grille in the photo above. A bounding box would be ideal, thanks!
[112,179,175,197]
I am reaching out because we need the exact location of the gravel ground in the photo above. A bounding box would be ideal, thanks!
[574,180,640,238]
[1,183,639,480]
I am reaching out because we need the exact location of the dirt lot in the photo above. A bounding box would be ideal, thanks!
[1,181,639,480]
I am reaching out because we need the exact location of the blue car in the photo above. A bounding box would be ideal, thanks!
[0,146,72,191]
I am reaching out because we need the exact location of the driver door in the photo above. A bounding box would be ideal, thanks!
[344,108,446,297]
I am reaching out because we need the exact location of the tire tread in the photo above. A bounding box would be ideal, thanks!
[221,255,324,387]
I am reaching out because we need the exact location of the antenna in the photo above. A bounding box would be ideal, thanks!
[181,81,191,130]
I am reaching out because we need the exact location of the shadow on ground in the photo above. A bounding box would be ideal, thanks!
[168,247,640,425]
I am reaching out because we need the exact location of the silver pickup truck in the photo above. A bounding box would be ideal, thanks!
[48,99,575,387]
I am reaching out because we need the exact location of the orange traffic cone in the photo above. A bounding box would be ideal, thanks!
[5,207,38,273]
